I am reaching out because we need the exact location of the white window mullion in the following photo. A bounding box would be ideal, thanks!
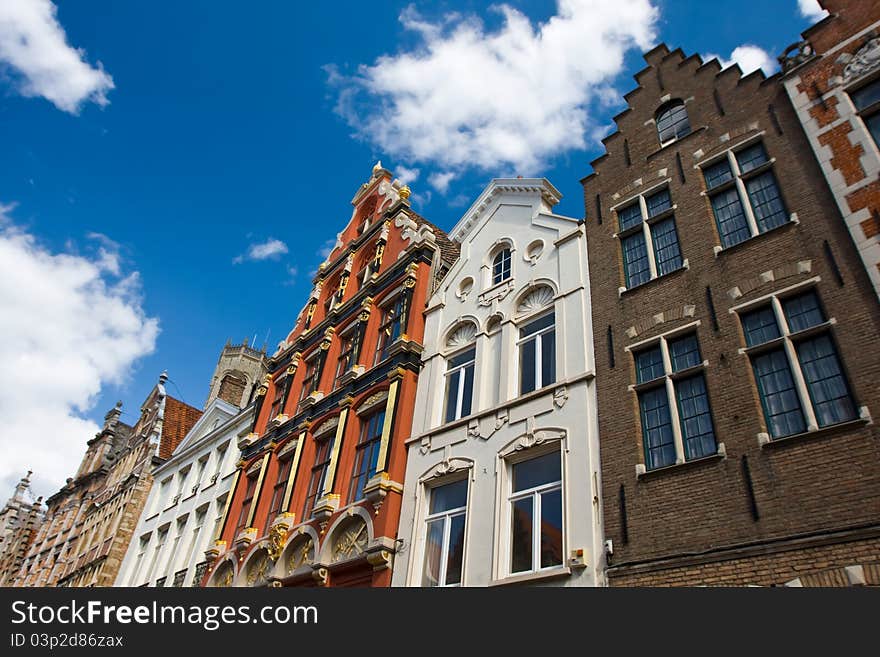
[455,369,465,420]
[640,193,658,279]
[771,297,818,431]
[660,338,686,464]
[731,151,759,237]
[534,334,542,391]
[532,491,541,572]
[439,515,451,586]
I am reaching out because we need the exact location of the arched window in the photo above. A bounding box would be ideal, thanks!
[444,323,478,423]
[656,100,691,145]
[492,248,512,285]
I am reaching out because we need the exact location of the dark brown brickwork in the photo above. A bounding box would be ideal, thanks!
[581,43,880,586]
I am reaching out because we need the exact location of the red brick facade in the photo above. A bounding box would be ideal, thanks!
[581,43,880,586]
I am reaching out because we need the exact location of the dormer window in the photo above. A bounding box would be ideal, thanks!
[492,248,512,285]
[656,100,691,146]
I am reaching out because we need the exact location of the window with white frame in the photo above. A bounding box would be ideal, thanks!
[508,450,563,574]
[144,527,167,584]
[519,311,556,395]
[633,332,717,471]
[422,478,467,587]
[850,78,880,150]
[616,187,684,289]
[702,141,789,249]
[348,409,385,503]
[656,100,691,145]
[444,347,476,423]
[374,295,405,364]
[738,289,857,439]
[492,247,512,285]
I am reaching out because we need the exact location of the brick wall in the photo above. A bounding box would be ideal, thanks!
[581,44,880,586]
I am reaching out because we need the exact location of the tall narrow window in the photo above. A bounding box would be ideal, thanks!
[348,410,386,503]
[334,326,356,387]
[739,290,856,439]
[268,378,286,419]
[235,475,258,535]
[422,478,468,587]
[444,347,476,423]
[303,435,335,519]
[299,356,318,402]
[703,141,789,249]
[375,296,404,364]
[264,457,293,535]
[634,332,717,470]
[509,451,563,574]
[492,248,512,284]
[145,528,167,584]
[616,187,683,289]
[850,78,880,150]
[519,312,556,394]
[656,100,691,145]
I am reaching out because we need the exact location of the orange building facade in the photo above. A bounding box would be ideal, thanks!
[204,163,458,587]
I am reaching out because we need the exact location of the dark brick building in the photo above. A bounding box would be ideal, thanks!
[581,43,880,586]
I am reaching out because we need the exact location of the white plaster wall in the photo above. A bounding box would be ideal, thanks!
[392,179,604,587]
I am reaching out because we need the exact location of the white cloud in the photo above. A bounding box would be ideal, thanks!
[0,0,114,113]
[233,238,289,264]
[428,171,457,194]
[317,237,339,260]
[328,0,658,175]
[395,165,420,185]
[798,0,827,21]
[0,204,159,495]
[706,44,778,75]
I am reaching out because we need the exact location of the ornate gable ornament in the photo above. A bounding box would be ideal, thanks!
[446,322,478,350]
[516,285,554,317]
[499,423,566,458]
[842,37,880,84]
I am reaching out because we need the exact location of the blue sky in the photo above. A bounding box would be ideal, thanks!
[0,0,825,495]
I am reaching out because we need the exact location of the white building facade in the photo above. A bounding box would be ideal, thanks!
[392,178,605,587]
[115,399,251,587]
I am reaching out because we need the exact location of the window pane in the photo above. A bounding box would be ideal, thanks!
[461,363,475,417]
[512,452,561,492]
[850,79,880,111]
[650,218,683,276]
[640,387,675,470]
[782,292,825,333]
[711,187,750,248]
[646,188,672,218]
[657,103,691,143]
[635,345,664,383]
[735,143,769,173]
[668,334,701,372]
[421,519,444,587]
[741,306,782,347]
[430,479,468,514]
[520,312,554,336]
[540,330,556,388]
[618,203,642,232]
[622,233,651,288]
[675,374,717,460]
[511,497,533,573]
[747,172,788,233]
[540,488,563,569]
[796,335,856,427]
[493,249,511,284]
[449,347,476,368]
[752,348,806,438]
[445,513,466,585]
[444,369,461,424]
[703,159,734,190]
[865,112,880,150]
[520,338,536,395]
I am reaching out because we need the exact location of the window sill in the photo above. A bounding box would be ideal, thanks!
[488,565,571,587]
[712,215,798,257]
[757,412,871,448]
[636,443,727,480]
[619,261,689,298]
[646,126,708,160]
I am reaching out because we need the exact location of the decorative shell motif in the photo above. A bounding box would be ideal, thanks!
[516,285,554,317]
[446,322,477,349]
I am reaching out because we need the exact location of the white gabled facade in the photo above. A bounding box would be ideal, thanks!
[114,400,251,587]
[392,178,605,587]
